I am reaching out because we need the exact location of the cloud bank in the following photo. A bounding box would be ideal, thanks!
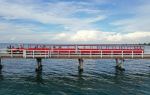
[0,0,150,43]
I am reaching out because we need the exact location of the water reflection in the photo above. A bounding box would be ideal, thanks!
[113,67,126,84]
[77,71,84,80]
[0,70,3,80]
[115,68,125,76]
[35,71,43,84]
[0,58,149,95]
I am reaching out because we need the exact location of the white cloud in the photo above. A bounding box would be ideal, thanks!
[0,0,149,44]
[0,22,37,34]
[0,23,150,43]
[53,30,150,43]
[0,0,106,31]
[0,20,149,43]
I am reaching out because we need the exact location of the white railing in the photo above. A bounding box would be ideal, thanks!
[0,49,147,59]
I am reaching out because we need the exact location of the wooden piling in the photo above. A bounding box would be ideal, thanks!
[115,58,125,71]
[78,58,84,72]
[35,58,42,72]
[0,58,2,70]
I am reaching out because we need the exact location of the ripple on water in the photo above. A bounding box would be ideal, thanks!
[0,59,149,95]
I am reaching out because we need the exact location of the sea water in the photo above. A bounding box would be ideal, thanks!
[0,44,150,95]
[0,58,149,95]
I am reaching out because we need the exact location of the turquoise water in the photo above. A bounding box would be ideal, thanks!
[0,59,149,95]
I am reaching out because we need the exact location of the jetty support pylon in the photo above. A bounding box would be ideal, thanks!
[36,58,42,72]
[78,58,84,72]
[115,58,125,71]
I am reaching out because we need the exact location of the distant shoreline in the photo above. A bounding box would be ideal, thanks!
[139,43,150,46]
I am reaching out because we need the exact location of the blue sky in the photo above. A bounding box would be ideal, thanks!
[0,0,150,43]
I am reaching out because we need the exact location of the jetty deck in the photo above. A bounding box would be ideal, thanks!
[0,44,150,72]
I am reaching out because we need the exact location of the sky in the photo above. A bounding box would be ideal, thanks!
[0,0,150,44]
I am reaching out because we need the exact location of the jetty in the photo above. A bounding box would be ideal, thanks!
[0,44,150,72]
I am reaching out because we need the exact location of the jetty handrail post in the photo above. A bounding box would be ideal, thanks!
[68,50,70,57]
[51,45,53,53]
[132,50,133,58]
[57,50,59,58]
[23,49,26,58]
[142,50,143,58]
[101,50,102,58]
[79,50,81,57]
[46,50,48,58]
[33,50,35,58]
[122,50,123,58]
[111,50,113,58]
[48,50,49,58]
[75,45,78,54]
[11,49,13,57]
[90,50,92,58]
[49,50,51,58]
[44,50,47,59]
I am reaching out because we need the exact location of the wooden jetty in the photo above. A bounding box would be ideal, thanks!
[0,44,150,72]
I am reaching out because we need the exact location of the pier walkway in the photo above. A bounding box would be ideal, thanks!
[0,44,150,72]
